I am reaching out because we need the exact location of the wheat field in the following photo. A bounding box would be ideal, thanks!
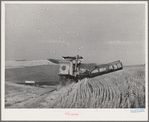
[41,65,145,108]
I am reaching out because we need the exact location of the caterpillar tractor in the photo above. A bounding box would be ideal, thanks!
[48,55,123,83]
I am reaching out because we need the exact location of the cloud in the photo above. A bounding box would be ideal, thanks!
[105,41,142,45]
[34,40,76,46]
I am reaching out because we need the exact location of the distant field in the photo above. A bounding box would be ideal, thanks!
[5,60,145,108]
[5,60,59,85]
[5,60,51,68]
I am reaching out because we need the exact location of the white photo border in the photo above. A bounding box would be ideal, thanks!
[1,1,148,121]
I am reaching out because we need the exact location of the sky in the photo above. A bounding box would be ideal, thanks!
[5,3,146,66]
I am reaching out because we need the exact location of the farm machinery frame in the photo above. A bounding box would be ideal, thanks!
[48,55,123,82]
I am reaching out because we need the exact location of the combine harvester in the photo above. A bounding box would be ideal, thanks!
[48,55,123,82]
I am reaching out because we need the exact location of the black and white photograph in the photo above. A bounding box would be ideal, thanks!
[1,1,148,121]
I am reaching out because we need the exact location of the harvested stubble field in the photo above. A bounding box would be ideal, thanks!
[40,65,145,108]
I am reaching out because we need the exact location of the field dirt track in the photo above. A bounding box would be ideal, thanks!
[5,65,145,108]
